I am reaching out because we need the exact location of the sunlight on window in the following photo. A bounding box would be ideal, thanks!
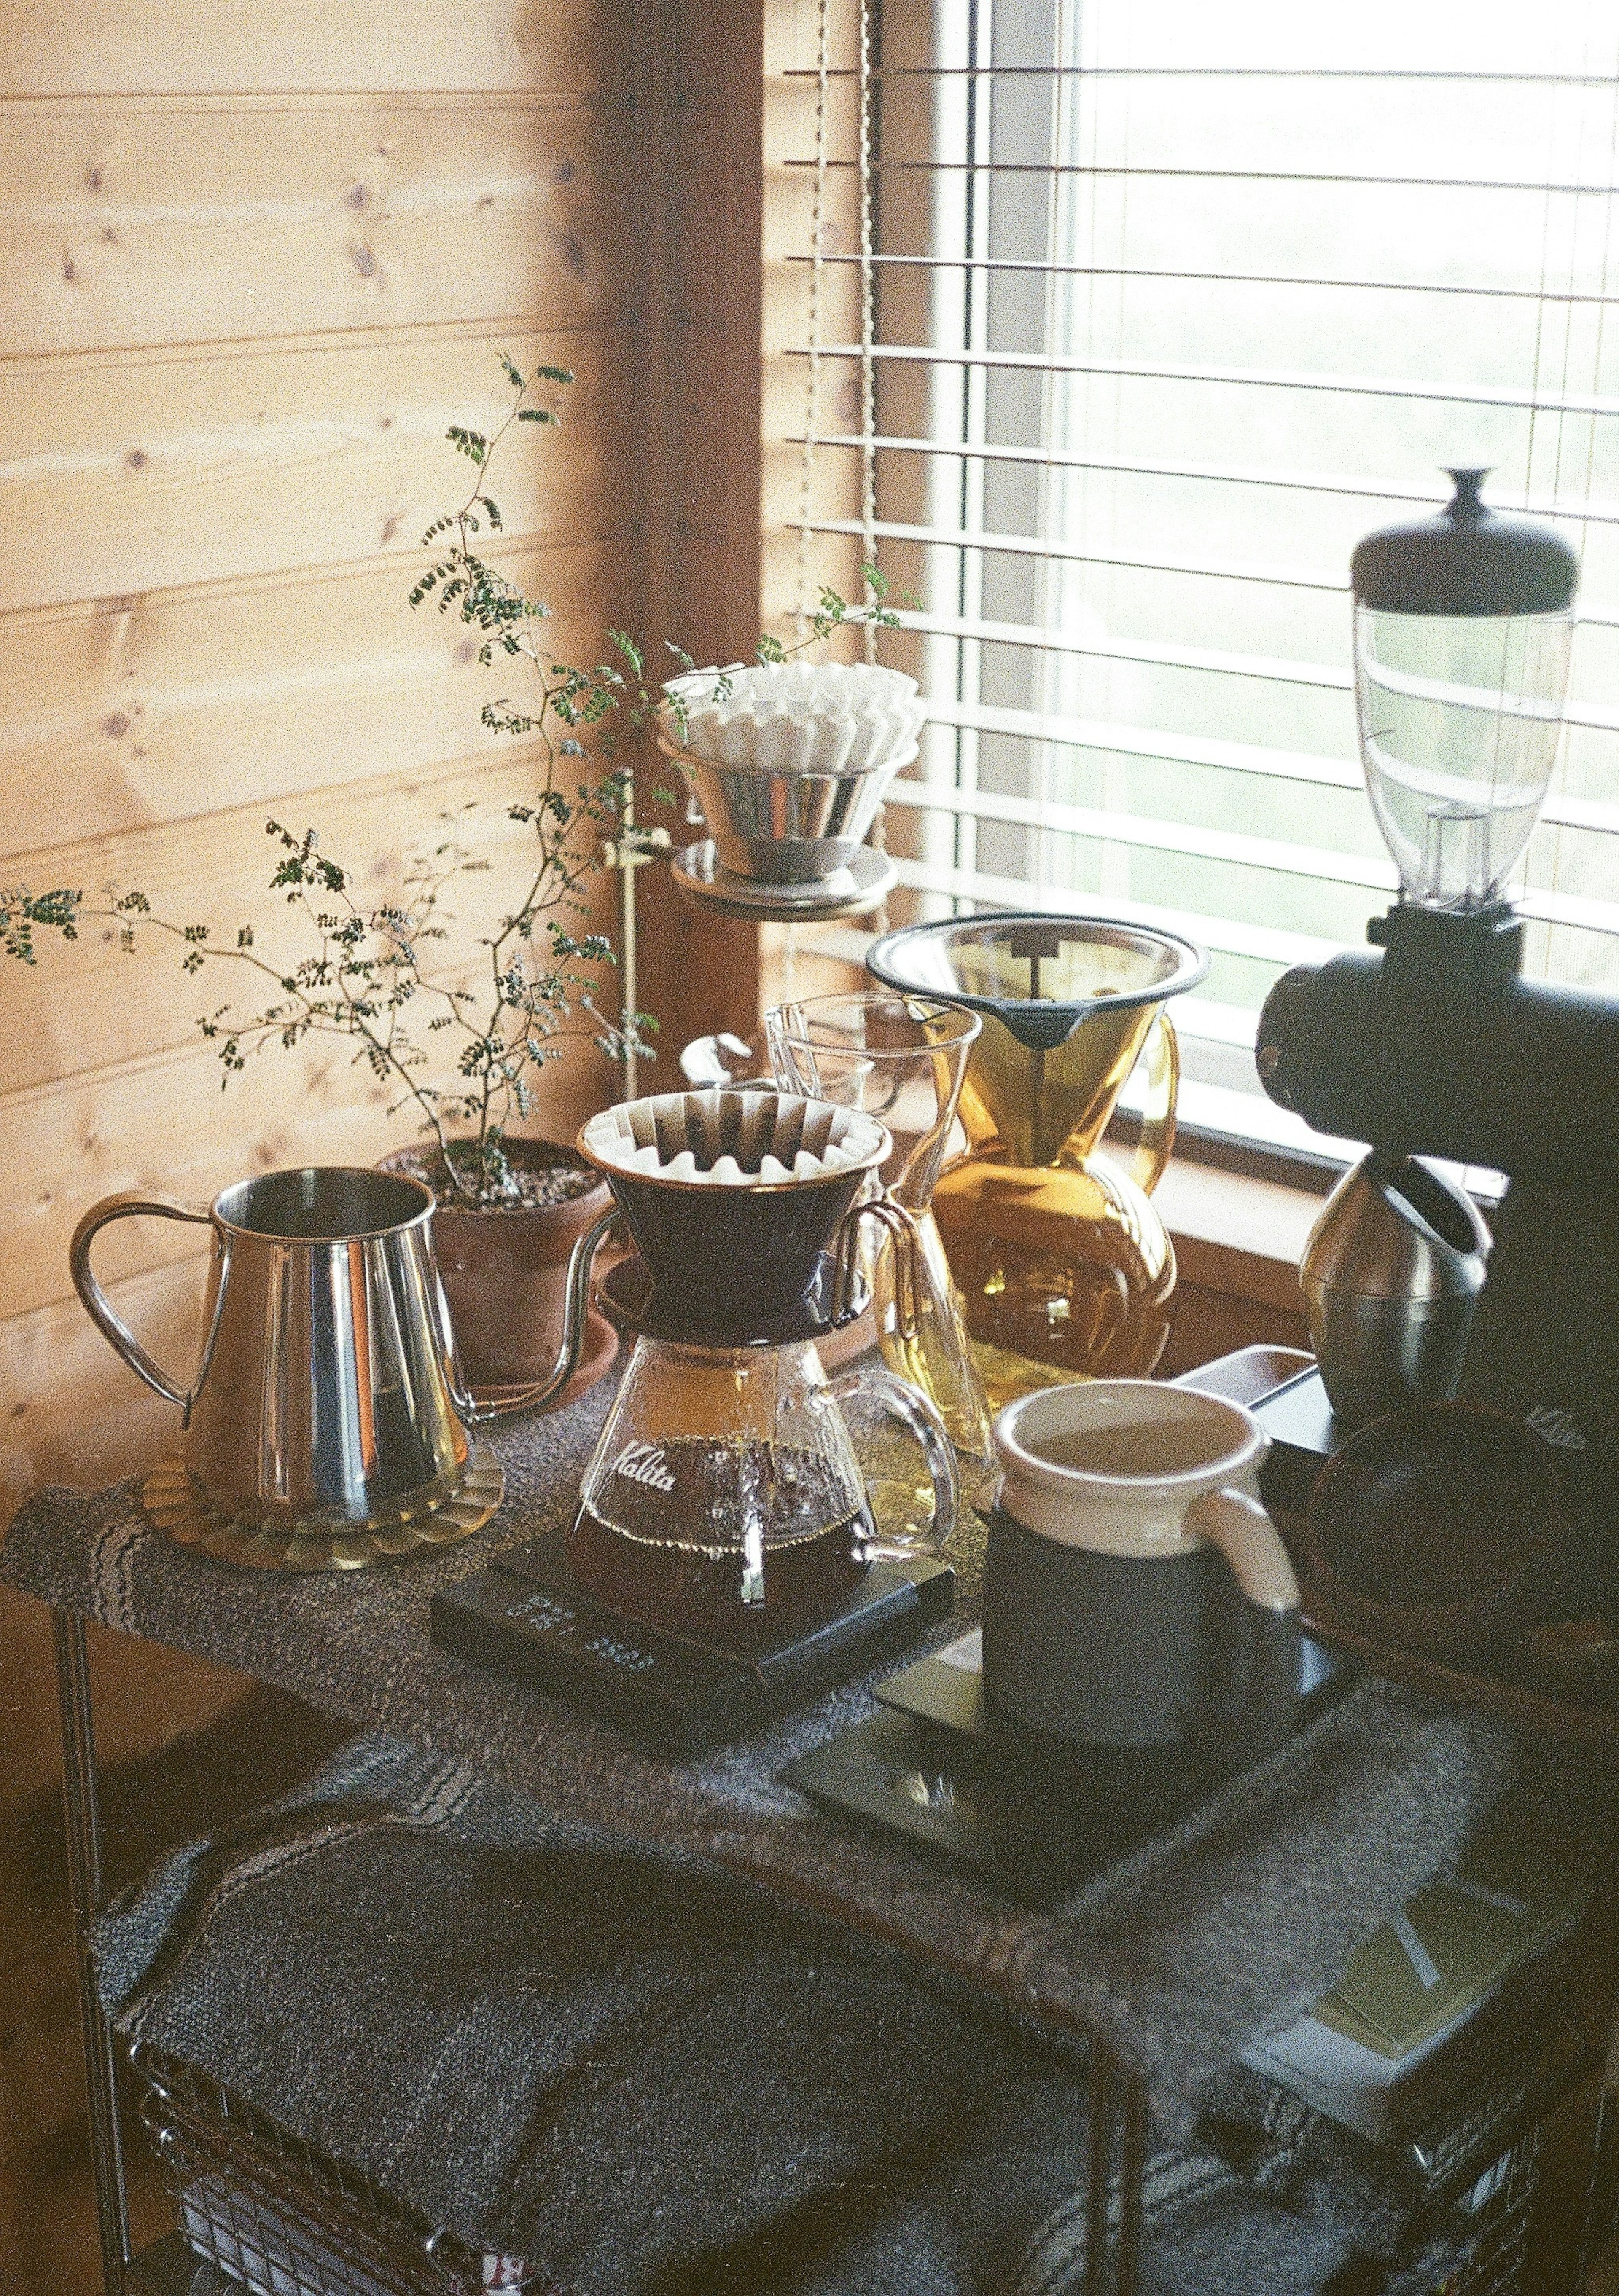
[790,0,1619,1147]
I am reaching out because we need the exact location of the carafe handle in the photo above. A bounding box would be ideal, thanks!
[1121,1010,1180,1196]
[1185,1485,1302,1758]
[832,1193,923,1338]
[70,1192,225,1424]
[826,1359,960,1561]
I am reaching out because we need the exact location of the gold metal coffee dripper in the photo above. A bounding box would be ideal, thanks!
[868,913,1207,1407]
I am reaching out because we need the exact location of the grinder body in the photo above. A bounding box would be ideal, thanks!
[1258,949,1619,1564]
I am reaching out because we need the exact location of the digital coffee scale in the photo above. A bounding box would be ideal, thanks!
[432,1529,956,1755]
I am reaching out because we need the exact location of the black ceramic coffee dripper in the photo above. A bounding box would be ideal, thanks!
[570,1090,959,1644]
[578,1088,885,1344]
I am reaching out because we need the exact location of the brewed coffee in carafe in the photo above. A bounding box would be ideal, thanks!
[570,1334,878,1641]
[570,1090,958,1649]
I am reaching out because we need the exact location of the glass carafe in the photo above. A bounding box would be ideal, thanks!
[569,1323,954,1646]
[867,913,1206,1407]
[766,991,993,1457]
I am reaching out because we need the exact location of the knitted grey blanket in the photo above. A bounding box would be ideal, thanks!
[0,1374,1587,2144]
[97,1732,1469,2296]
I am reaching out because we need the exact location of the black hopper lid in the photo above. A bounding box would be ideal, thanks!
[1351,469,1578,618]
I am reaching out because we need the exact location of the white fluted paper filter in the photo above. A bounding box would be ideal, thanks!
[660,661,927,776]
[580,1090,887,1186]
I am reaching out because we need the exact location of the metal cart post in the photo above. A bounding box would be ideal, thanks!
[54,1609,133,2296]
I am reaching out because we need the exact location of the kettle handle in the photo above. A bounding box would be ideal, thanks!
[1185,1485,1302,1758]
[449,1208,618,1423]
[70,1192,223,1421]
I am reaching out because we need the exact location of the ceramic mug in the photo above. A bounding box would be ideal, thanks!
[982,1380,1302,1775]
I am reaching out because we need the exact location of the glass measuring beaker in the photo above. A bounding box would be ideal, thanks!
[766,991,992,1457]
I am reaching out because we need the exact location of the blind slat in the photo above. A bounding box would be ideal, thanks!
[890,607,1353,691]
[791,260,1618,309]
[886,855,1341,967]
[887,846,1619,949]
[908,701,1619,822]
[791,430,1619,526]
[785,65,1619,85]
[804,518,1619,629]
[807,515,1351,594]
[790,158,1619,198]
[787,341,1619,419]
[885,779,1619,926]
[885,776,1392,889]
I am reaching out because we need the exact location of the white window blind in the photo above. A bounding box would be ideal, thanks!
[779,0,1619,1155]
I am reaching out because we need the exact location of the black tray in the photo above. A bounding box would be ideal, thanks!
[432,1527,955,1754]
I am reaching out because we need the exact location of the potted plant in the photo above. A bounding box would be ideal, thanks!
[3,354,906,1399]
[2,356,659,1402]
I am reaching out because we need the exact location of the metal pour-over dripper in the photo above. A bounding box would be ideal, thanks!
[572,1090,958,1645]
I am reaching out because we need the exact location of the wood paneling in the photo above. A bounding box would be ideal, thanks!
[0,3,711,2287]
[628,0,766,1054]
[0,538,627,857]
[0,325,635,614]
[0,744,628,1091]
[0,1259,205,1523]
[0,1039,398,1324]
[0,2,613,99]
[0,97,629,356]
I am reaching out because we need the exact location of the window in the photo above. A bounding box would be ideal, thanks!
[774,0,1619,1162]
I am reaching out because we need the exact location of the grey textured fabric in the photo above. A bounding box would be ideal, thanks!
[98,1733,1467,2296]
[0,1375,1593,2146]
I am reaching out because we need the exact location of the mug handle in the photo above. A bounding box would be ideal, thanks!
[1185,1485,1302,1757]
[826,1360,959,1560]
[70,1192,224,1424]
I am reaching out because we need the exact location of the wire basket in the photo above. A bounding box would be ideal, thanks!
[133,2014,1603,2296]
[133,2046,532,2296]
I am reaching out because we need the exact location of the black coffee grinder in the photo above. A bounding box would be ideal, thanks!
[1256,473,1619,1583]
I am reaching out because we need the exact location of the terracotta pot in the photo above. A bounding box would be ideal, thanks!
[377,1139,619,1406]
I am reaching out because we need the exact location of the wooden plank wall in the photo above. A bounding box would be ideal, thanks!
[0,10,646,1536]
[0,5,700,2282]
[624,0,767,1053]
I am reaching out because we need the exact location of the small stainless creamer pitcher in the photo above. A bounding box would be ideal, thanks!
[71,1166,612,1534]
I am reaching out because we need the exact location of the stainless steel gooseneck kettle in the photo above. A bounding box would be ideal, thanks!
[1301,1152,1490,1426]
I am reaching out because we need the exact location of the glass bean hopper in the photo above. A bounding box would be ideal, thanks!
[1352,468,1577,978]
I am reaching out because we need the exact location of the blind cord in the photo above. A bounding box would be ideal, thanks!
[796,0,834,642]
